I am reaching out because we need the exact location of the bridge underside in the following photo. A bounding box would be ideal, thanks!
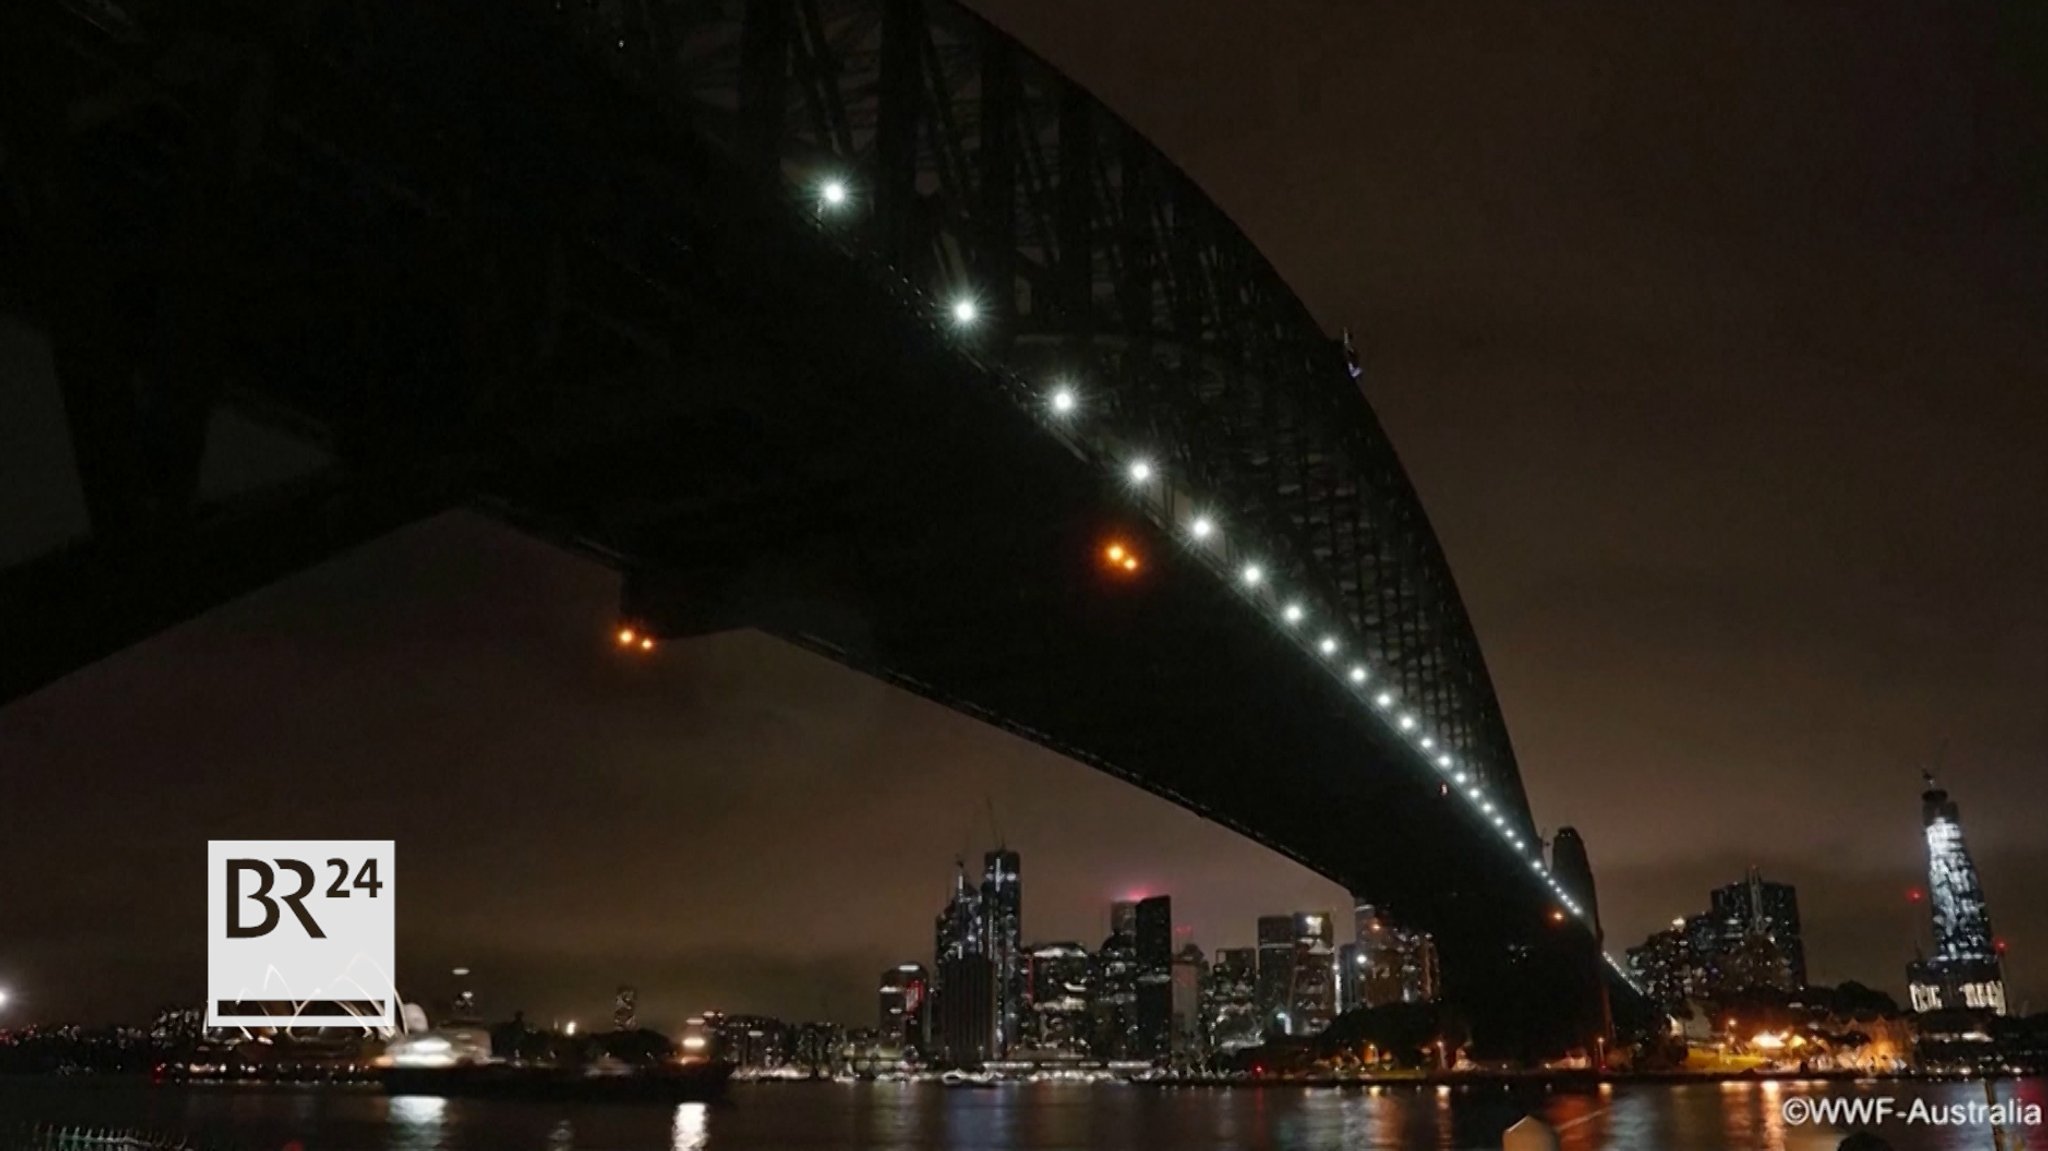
[1,0,1609,1054]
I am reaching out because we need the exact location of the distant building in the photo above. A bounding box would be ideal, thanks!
[1110,899,1139,939]
[933,955,997,1066]
[981,849,1023,1055]
[1171,943,1206,1059]
[1133,895,1175,1060]
[1710,867,1806,989]
[1289,911,1338,1035]
[1626,920,1698,1013]
[1908,775,2006,1015]
[1205,947,1261,1051]
[710,1013,791,1068]
[1093,927,1139,1059]
[1023,942,1093,1056]
[1353,903,1440,1008]
[613,986,637,1031]
[935,861,985,966]
[1255,915,1295,1035]
[878,963,928,1057]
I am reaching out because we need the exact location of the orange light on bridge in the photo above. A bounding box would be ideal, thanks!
[1102,541,1142,575]
[639,636,655,651]
[1550,909,1567,924]
[616,627,638,646]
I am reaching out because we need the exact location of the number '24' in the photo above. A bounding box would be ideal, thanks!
[325,858,384,898]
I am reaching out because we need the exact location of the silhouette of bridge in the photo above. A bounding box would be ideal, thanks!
[2,0,1633,1053]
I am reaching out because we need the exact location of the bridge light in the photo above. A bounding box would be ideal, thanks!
[1436,754,1453,769]
[1190,515,1214,539]
[1374,692,1393,709]
[1106,544,1127,563]
[1348,665,1367,684]
[639,636,655,651]
[950,298,979,325]
[1481,801,1495,815]
[1282,602,1304,625]
[1453,772,1469,784]
[1397,714,1418,731]
[1318,635,1338,656]
[616,627,637,646]
[1493,815,1505,827]
[1127,459,1154,484]
[819,178,849,208]
[1050,386,1078,415]
[1466,787,1481,800]
[1420,736,1434,750]
[1241,563,1264,587]
[1551,909,1566,924]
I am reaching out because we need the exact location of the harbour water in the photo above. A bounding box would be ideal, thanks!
[4,1077,2045,1150]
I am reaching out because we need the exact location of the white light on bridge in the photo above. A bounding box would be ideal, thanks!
[1241,564,1264,586]
[1437,754,1453,768]
[1190,515,1214,539]
[820,179,849,207]
[1050,386,1078,415]
[1420,736,1434,750]
[1127,459,1154,483]
[1397,714,1418,731]
[1282,603,1305,625]
[1374,692,1393,709]
[1348,665,1368,684]
[951,298,979,325]
[1318,635,1338,655]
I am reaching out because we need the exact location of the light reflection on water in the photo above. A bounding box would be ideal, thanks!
[0,1078,2040,1151]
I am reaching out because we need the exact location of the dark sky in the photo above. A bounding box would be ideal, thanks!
[4,2,2047,1028]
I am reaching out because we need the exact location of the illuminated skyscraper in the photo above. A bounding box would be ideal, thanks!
[1908,775,2006,1015]
[878,963,928,1056]
[1023,942,1093,1055]
[981,849,1023,1055]
[1289,911,1337,1036]
[935,860,985,965]
[1204,947,1261,1052]
[1352,903,1440,1008]
[1709,868,1806,989]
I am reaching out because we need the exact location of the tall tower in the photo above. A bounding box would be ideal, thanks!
[1133,895,1174,1060]
[980,849,1022,1056]
[1909,775,2006,1014]
[934,860,985,965]
[1550,828,1603,942]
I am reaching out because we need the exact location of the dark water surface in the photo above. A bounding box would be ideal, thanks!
[4,1077,2044,1150]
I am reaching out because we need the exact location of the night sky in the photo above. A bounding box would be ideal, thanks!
[3,2,2046,1028]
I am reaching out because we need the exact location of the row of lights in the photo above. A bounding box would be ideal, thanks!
[812,173,1611,949]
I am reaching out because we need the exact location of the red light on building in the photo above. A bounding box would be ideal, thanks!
[1907,888,1923,903]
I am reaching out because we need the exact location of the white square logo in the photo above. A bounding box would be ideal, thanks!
[207,840,396,1029]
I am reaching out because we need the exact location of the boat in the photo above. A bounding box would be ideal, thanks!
[381,1059,736,1103]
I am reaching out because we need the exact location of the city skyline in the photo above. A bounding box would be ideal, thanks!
[3,0,2044,1043]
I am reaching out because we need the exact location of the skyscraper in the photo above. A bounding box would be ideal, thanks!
[1289,911,1337,1036]
[1133,895,1174,1060]
[981,849,1023,1056]
[1550,827,1603,941]
[1709,868,1806,989]
[934,860,985,965]
[1908,775,2006,1015]
[1204,947,1261,1052]
[934,955,997,1066]
[1110,899,1139,939]
[1023,942,1093,1055]
[1093,923,1138,1059]
[1255,915,1295,1034]
[1353,903,1441,1008]
[878,963,928,1056]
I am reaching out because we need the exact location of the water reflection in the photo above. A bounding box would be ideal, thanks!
[671,1102,709,1151]
[3,1077,2041,1150]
